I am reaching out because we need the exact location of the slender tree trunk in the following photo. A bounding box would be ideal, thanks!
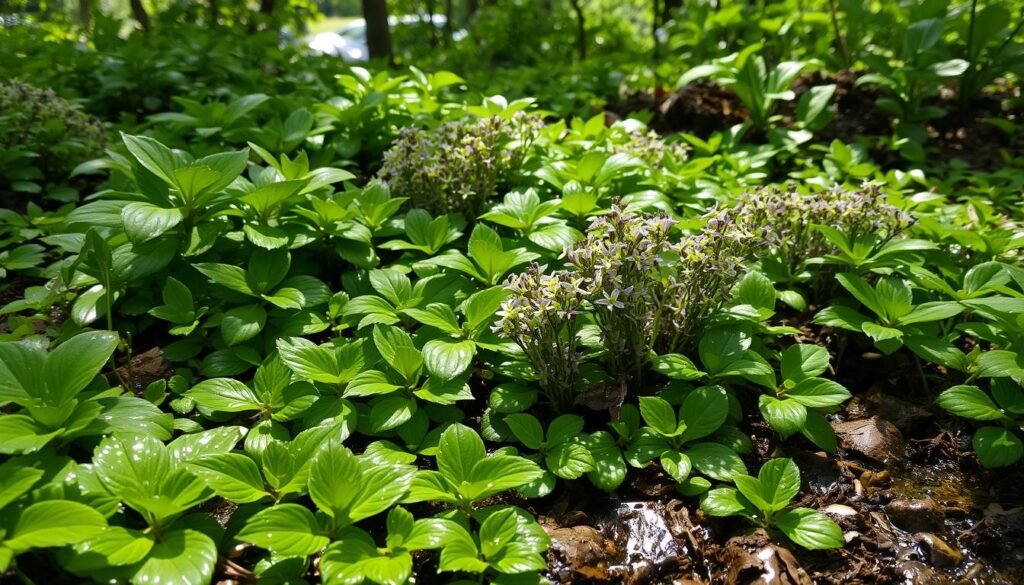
[362,0,393,61]
[130,0,150,31]
[662,0,681,23]
[425,0,438,47]
[78,0,91,30]
[568,0,586,60]
[443,0,453,44]
[209,0,218,26]
[466,0,478,19]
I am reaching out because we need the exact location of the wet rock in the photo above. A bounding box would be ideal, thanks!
[865,388,932,432]
[897,560,953,585]
[546,524,614,580]
[914,532,963,567]
[721,530,811,585]
[822,503,858,518]
[885,499,946,533]
[791,450,839,495]
[832,416,905,466]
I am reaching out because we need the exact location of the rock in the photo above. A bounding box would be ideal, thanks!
[721,530,812,585]
[822,503,859,518]
[885,499,946,533]
[546,524,614,580]
[865,388,932,432]
[914,532,963,567]
[832,417,905,466]
[897,560,953,585]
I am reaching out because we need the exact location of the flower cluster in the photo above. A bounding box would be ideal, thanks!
[0,79,106,179]
[378,113,543,217]
[565,203,676,383]
[494,264,586,409]
[652,206,763,354]
[608,129,689,167]
[731,184,914,275]
[497,201,785,404]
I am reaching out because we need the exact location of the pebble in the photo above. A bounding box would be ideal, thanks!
[914,532,963,567]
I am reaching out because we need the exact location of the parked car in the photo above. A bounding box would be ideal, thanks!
[307,14,465,61]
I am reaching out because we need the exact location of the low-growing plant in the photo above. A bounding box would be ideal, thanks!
[814,272,965,354]
[377,113,542,218]
[937,364,1024,467]
[0,79,106,195]
[702,458,845,550]
[678,45,818,130]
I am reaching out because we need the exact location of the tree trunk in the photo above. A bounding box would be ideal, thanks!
[78,0,91,30]
[209,0,218,26]
[425,0,437,47]
[466,0,478,19]
[662,0,681,23]
[362,0,393,61]
[568,0,586,60]
[443,0,453,44]
[129,0,150,31]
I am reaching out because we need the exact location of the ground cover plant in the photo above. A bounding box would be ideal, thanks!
[1,0,1023,583]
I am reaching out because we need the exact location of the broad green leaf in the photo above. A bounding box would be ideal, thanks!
[187,453,270,503]
[132,528,217,585]
[238,503,329,556]
[45,330,119,407]
[937,385,1005,421]
[758,395,807,438]
[687,442,746,481]
[188,378,261,413]
[973,426,1024,468]
[786,378,850,408]
[701,487,756,517]
[780,344,829,382]
[679,386,729,442]
[4,500,105,552]
[775,508,844,550]
[757,458,800,512]
[422,339,474,380]
[503,413,545,450]
[436,423,485,485]
[638,396,678,437]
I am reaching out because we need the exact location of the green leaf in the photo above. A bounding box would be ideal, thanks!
[404,304,462,335]
[504,413,545,450]
[132,528,217,585]
[775,508,844,550]
[238,503,329,556]
[121,203,184,244]
[464,455,544,501]
[221,304,267,346]
[800,412,838,453]
[757,458,800,512]
[660,450,692,483]
[187,453,270,503]
[679,386,729,442]
[780,344,829,382]
[937,385,1005,421]
[835,273,884,316]
[687,442,746,481]
[0,415,62,454]
[972,426,1024,468]
[436,423,485,485]
[422,339,475,380]
[786,378,851,408]
[758,395,807,438]
[0,464,43,510]
[546,442,595,479]
[701,487,755,517]
[897,301,965,325]
[4,500,106,552]
[369,395,418,432]
[194,263,255,296]
[586,431,626,492]
[121,133,181,187]
[638,396,679,437]
[651,354,705,381]
[188,378,261,413]
[65,527,153,570]
[45,330,119,407]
